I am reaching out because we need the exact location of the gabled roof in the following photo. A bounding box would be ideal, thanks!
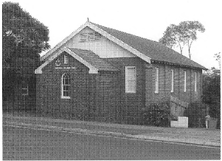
[35,47,118,74]
[41,20,206,70]
[41,21,151,64]
[92,23,207,70]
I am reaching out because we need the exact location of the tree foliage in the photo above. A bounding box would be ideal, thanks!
[159,21,205,59]
[202,68,220,128]
[184,102,207,128]
[2,2,50,100]
[141,102,170,127]
[159,24,185,54]
[214,52,221,69]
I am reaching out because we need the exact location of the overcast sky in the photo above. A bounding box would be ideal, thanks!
[7,0,222,69]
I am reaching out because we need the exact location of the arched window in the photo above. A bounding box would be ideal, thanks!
[61,73,71,99]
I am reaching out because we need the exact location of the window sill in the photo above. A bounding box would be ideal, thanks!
[125,90,136,94]
[61,96,71,99]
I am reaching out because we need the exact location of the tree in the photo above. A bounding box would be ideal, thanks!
[2,2,50,101]
[179,21,205,59]
[159,21,205,59]
[202,68,220,128]
[214,52,221,69]
[159,24,185,54]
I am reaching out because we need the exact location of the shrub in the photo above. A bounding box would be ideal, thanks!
[184,102,207,128]
[202,72,220,128]
[141,101,170,127]
[208,101,220,129]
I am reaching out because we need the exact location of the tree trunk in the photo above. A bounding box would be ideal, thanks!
[178,43,183,55]
[188,41,193,59]
[188,47,191,59]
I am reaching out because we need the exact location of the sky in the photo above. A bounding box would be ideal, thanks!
[5,0,222,69]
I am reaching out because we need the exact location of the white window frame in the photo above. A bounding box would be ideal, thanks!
[61,73,71,99]
[64,55,68,64]
[155,67,159,93]
[194,72,197,92]
[171,69,174,93]
[184,70,187,92]
[125,66,136,93]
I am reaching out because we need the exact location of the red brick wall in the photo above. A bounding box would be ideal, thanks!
[145,62,202,105]
[36,52,203,123]
[92,71,121,123]
[145,64,153,106]
[36,52,90,118]
[36,52,121,122]
[104,57,146,124]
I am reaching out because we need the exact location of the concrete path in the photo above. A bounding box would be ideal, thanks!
[3,112,220,147]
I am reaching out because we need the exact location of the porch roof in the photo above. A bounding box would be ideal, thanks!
[68,48,119,72]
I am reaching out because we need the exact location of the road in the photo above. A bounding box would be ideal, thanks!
[3,125,220,160]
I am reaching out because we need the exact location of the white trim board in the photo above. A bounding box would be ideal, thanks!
[40,21,151,64]
[35,47,98,74]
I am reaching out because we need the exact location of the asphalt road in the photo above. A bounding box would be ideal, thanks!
[3,125,220,160]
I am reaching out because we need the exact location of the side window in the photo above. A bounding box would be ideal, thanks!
[61,73,71,99]
[171,69,174,93]
[194,72,197,92]
[155,67,159,93]
[184,70,187,92]
[125,66,136,93]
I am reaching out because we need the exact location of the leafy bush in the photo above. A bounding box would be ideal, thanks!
[202,72,220,128]
[141,102,170,127]
[184,102,207,128]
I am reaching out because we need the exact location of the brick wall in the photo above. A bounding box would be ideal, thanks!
[105,57,146,124]
[93,71,121,123]
[36,52,203,123]
[36,52,121,122]
[36,52,90,118]
[145,62,202,106]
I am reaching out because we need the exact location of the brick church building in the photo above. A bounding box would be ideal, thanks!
[35,20,206,123]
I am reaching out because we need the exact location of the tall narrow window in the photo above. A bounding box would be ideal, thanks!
[194,72,197,92]
[184,70,187,92]
[125,66,136,93]
[61,73,71,99]
[171,69,174,93]
[64,55,68,64]
[155,67,159,93]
